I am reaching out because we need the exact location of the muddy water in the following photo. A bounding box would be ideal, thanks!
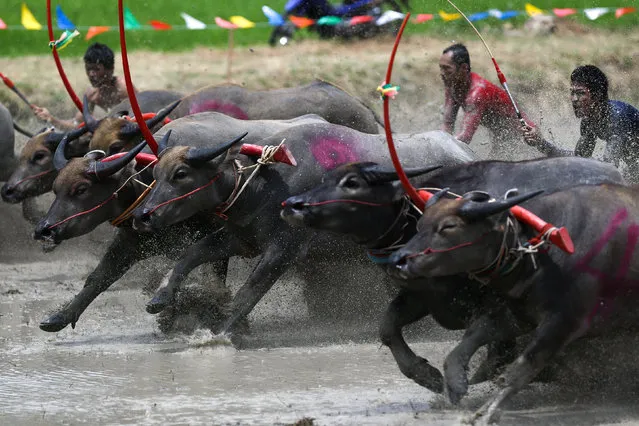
[2,202,639,426]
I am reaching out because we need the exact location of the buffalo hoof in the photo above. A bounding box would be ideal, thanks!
[409,358,444,394]
[146,288,174,314]
[39,312,75,332]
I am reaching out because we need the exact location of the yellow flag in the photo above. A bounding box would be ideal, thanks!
[525,3,544,16]
[439,10,461,21]
[230,16,255,29]
[21,3,42,30]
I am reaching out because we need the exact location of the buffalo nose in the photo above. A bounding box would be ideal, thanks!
[34,222,53,240]
[1,184,14,201]
[389,251,408,268]
[138,209,153,224]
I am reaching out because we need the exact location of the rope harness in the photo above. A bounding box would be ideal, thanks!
[11,169,56,187]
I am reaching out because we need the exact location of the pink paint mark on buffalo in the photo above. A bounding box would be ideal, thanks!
[310,137,361,170]
[574,208,639,322]
[189,100,249,120]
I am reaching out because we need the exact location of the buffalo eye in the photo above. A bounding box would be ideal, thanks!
[437,219,458,233]
[31,151,49,164]
[73,184,89,197]
[340,175,361,190]
[107,141,125,156]
[173,169,188,181]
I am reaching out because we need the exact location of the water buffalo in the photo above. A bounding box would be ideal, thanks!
[391,183,639,424]
[168,79,383,134]
[33,113,326,332]
[131,123,476,335]
[0,102,17,182]
[280,157,624,395]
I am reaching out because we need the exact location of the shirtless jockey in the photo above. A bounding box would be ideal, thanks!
[32,43,135,131]
[439,43,536,159]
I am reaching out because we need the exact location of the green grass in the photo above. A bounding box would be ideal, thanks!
[0,1,636,56]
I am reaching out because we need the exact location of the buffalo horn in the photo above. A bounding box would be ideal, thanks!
[156,130,172,156]
[424,187,450,209]
[45,125,90,153]
[362,164,442,184]
[185,132,249,166]
[87,140,148,180]
[82,94,100,132]
[53,133,72,170]
[118,100,182,139]
[458,190,544,221]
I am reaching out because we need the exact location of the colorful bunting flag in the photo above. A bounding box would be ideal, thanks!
[553,8,578,18]
[290,15,315,28]
[584,7,609,20]
[181,12,206,29]
[350,15,374,26]
[215,17,238,30]
[55,5,75,30]
[525,3,544,16]
[439,10,461,21]
[230,16,255,29]
[85,26,109,40]
[469,12,490,22]
[0,18,6,30]
[124,7,141,29]
[317,16,341,26]
[149,20,172,30]
[376,10,405,26]
[262,6,285,27]
[615,7,636,18]
[21,3,42,30]
[414,14,434,23]
[49,29,80,51]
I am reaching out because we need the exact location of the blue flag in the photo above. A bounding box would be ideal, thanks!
[56,5,75,30]
[262,5,285,26]
[469,12,490,21]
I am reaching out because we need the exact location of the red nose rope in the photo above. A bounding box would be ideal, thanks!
[11,169,56,187]
[141,174,223,218]
[281,199,390,208]
[380,12,573,254]
[118,0,158,154]
[46,0,83,112]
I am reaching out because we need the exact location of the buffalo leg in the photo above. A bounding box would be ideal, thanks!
[467,312,581,426]
[39,229,147,332]
[444,308,529,404]
[147,228,230,314]
[379,289,444,393]
[216,237,306,336]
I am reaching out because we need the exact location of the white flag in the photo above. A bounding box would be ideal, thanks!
[181,12,206,29]
[584,7,609,20]
[488,9,503,19]
[376,10,405,26]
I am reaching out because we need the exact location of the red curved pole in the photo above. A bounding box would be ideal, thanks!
[382,13,426,210]
[46,0,83,112]
[118,0,158,154]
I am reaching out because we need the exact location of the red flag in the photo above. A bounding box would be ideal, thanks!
[349,15,374,26]
[616,7,636,18]
[553,8,577,18]
[149,20,172,30]
[0,18,6,30]
[85,26,110,40]
[289,15,315,28]
[414,14,434,23]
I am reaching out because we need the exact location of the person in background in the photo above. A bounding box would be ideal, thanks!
[32,43,134,130]
[523,65,639,183]
[439,42,536,159]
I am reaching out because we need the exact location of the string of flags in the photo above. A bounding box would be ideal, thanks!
[3,3,636,41]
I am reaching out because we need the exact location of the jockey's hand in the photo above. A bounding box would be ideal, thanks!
[522,124,543,147]
[32,105,53,123]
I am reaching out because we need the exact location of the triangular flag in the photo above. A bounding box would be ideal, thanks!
[616,7,636,18]
[553,8,578,18]
[230,16,255,29]
[21,3,42,30]
[414,14,433,24]
[149,20,172,30]
[262,6,285,26]
[85,26,109,40]
[525,3,544,16]
[56,5,75,30]
[0,18,6,30]
[289,15,315,28]
[376,10,405,26]
[215,17,238,30]
[584,7,609,20]
[49,29,80,51]
[439,10,461,21]
[124,7,141,29]
[349,15,374,26]
[317,16,342,26]
[488,9,503,19]
[499,11,520,20]
[181,12,206,29]
[469,12,490,22]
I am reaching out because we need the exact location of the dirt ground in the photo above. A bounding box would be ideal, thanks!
[2,25,639,425]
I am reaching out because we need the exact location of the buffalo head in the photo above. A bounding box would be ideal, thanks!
[132,131,248,232]
[33,139,148,247]
[1,126,89,203]
[390,189,544,279]
[281,162,440,244]
[88,99,180,155]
